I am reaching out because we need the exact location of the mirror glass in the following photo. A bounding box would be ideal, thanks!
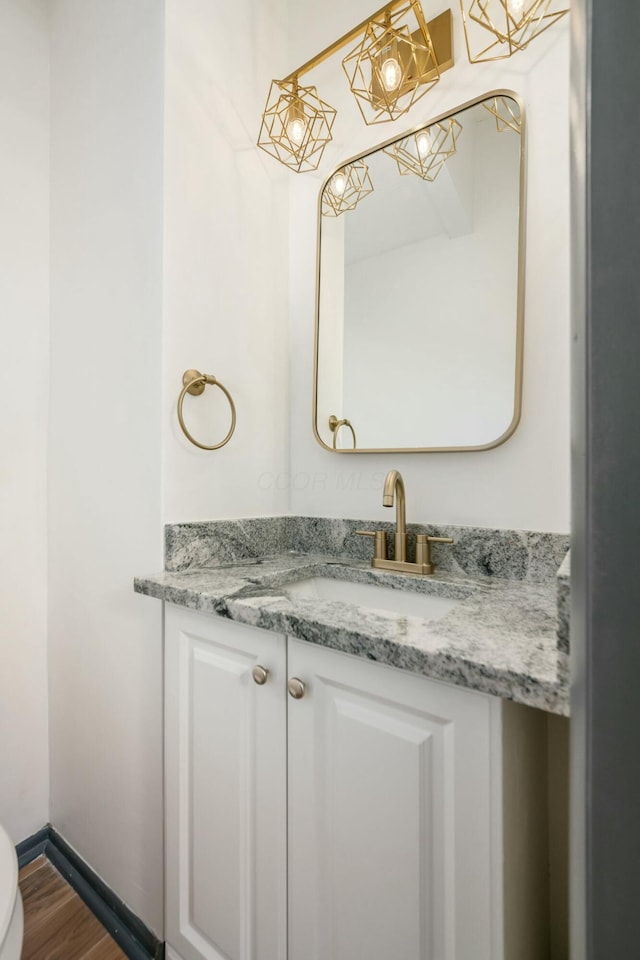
[314,93,525,452]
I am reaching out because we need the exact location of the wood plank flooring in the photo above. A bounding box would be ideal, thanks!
[18,857,127,960]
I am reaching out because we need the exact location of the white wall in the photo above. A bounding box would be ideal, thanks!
[48,0,164,933]
[162,0,290,521]
[288,2,570,532]
[46,0,291,933]
[0,0,50,845]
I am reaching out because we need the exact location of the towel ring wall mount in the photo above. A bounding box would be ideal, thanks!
[177,369,237,451]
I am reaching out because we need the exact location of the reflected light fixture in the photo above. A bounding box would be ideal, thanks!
[342,2,447,125]
[258,3,454,172]
[483,95,522,133]
[383,117,462,181]
[322,160,374,217]
[257,79,337,173]
[460,0,569,63]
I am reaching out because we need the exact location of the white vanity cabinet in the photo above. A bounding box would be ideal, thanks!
[164,605,288,960]
[287,636,502,960]
[165,606,546,960]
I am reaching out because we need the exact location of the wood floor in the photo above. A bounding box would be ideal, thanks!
[18,857,127,960]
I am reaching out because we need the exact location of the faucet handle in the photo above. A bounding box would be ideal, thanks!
[356,530,388,561]
[415,534,454,574]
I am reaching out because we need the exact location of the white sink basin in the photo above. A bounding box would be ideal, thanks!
[283,576,462,621]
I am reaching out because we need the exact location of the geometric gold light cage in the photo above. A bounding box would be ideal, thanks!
[342,0,441,124]
[482,95,522,133]
[460,0,569,63]
[257,79,337,173]
[383,117,462,182]
[258,3,454,173]
[322,160,374,217]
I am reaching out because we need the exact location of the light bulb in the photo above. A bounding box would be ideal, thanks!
[417,131,432,159]
[287,116,306,146]
[507,0,525,21]
[380,57,402,93]
[331,172,347,197]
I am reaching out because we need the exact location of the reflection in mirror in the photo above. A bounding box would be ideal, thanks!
[314,92,525,452]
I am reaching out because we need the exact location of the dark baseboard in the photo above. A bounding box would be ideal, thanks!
[16,825,50,868]
[17,824,164,960]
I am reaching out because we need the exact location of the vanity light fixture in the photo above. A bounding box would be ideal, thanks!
[460,0,568,63]
[257,79,337,173]
[483,95,522,133]
[258,3,454,173]
[322,160,374,217]
[342,2,448,125]
[383,117,462,181]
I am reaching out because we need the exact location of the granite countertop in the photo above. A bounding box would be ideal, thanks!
[135,539,570,716]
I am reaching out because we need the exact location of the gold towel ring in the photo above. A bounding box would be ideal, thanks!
[329,415,357,450]
[177,369,237,451]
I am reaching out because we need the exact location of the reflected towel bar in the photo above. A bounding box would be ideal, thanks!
[329,415,357,450]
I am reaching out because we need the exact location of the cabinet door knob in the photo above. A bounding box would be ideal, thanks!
[252,665,270,686]
[288,677,306,700]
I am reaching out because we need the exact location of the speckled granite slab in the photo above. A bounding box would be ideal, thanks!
[285,517,569,583]
[166,516,569,583]
[165,517,290,572]
[556,551,571,654]
[136,552,569,716]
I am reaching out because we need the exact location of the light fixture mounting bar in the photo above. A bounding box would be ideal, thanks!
[283,6,453,83]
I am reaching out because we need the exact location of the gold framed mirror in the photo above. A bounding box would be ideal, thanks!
[313,89,526,453]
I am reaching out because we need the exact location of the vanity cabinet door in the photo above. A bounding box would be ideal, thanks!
[165,605,287,960]
[287,638,503,960]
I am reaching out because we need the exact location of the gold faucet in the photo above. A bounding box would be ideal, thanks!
[356,469,454,577]
[383,469,407,562]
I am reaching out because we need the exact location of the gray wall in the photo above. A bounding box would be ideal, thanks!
[571,0,640,955]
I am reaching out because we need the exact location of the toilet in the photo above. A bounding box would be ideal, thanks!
[0,825,23,960]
